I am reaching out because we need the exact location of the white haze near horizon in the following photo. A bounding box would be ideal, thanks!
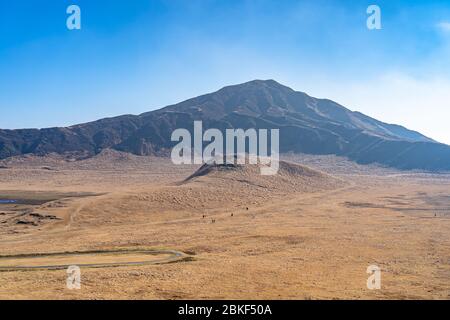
[291,72,450,146]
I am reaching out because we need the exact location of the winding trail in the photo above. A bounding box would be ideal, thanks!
[0,249,188,271]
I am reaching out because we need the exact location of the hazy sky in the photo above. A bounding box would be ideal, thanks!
[1,0,449,144]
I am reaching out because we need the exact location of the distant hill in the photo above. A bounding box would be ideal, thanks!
[1,79,449,171]
[183,160,345,194]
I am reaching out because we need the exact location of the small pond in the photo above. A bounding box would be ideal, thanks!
[0,200,17,204]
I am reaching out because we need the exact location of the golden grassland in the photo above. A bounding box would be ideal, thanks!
[0,150,449,299]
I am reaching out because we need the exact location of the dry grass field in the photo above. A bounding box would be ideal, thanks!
[0,150,449,299]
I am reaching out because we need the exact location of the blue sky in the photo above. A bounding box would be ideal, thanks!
[1,0,450,144]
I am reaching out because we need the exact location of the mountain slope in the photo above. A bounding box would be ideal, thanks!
[1,80,449,171]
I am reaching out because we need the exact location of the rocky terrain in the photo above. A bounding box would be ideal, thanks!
[2,80,449,171]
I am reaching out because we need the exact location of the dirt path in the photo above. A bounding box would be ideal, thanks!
[0,249,188,271]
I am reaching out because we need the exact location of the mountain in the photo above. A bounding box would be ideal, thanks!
[1,79,449,171]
